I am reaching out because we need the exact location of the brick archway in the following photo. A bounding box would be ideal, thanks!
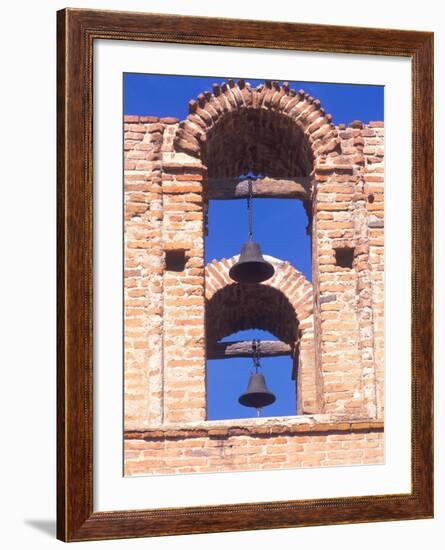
[173,79,340,175]
[205,256,320,414]
[205,255,313,338]
[206,283,299,346]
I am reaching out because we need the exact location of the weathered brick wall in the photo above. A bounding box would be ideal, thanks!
[124,116,166,428]
[362,123,385,420]
[124,418,383,476]
[123,79,385,475]
[312,121,385,419]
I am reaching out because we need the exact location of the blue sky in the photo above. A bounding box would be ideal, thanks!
[124,73,383,420]
[124,73,384,125]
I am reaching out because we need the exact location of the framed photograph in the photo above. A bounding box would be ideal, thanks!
[57,8,433,542]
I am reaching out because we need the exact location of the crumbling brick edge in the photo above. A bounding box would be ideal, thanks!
[125,418,384,440]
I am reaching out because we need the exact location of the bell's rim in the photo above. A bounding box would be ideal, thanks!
[238,391,276,408]
[229,260,275,284]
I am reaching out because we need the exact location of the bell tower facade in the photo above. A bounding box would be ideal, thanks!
[123,80,384,476]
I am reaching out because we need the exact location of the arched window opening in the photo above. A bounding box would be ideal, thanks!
[202,93,315,420]
[205,268,312,419]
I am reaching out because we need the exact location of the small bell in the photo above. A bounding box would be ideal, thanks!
[229,176,274,284]
[229,240,275,284]
[238,340,276,415]
[238,372,276,409]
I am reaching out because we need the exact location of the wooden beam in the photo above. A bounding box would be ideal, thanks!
[206,177,311,200]
[207,340,292,359]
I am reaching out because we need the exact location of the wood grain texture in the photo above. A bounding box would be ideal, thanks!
[207,339,291,359]
[57,7,434,542]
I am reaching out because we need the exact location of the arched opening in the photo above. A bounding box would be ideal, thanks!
[167,79,342,421]
[199,92,315,258]
[189,81,321,420]
[204,256,314,419]
[206,283,299,345]
[205,283,299,420]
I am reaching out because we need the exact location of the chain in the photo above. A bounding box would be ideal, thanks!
[251,338,262,416]
[252,338,261,372]
[247,176,253,241]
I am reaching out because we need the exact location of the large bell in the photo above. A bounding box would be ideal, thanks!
[238,373,276,409]
[229,241,275,284]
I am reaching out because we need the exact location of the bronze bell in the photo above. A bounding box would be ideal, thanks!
[238,373,276,409]
[229,240,275,284]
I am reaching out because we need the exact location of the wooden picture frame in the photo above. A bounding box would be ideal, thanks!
[57,8,434,542]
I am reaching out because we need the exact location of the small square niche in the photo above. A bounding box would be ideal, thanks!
[165,249,186,272]
[334,247,354,269]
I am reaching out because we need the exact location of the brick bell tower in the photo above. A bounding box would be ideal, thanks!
[123,79,384,476]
